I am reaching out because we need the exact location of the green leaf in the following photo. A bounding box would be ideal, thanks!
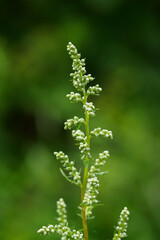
[77,213,82,219]
[60,168,77,185]
[87,215,95,220]
[75,123,82,131]
[95,171,108,175]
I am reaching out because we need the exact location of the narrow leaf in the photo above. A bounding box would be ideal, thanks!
[60,168,77,185]
[95,171,108,175]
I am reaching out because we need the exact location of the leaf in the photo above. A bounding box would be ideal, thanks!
[75,123,82,131]
[95,171,108,175]
[60,168,77,185]
[87,215,95,220]
[77,213,82,219]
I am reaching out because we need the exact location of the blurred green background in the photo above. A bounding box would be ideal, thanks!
[0,0,160,240]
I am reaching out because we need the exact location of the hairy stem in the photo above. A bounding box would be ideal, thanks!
[81,89,90,240]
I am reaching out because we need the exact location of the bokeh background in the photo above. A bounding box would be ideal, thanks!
[0,0,160,240]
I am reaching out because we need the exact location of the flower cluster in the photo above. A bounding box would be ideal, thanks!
[87,84,102,96]
[71,230,83,240]
[113,207,130,240]
[67,42,94,91]
[37,224,83,240]
[91,127,113,139]
[54,151,81,186]
[37,225,54,235]
[72,130,91,161]
[83,102,95,116]
[66,92,82,102]
[79,139,91,161]
[37,198,84,240]
[72,130,85,141]
[64,116,85,130]
[83,176,99,206]
[99,150,110,160]
[89,150,109,176]
[57,198,67,226]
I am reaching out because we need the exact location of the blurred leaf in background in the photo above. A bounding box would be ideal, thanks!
[0,0,160,240]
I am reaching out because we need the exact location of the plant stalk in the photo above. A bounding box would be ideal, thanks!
[81,89,90,240]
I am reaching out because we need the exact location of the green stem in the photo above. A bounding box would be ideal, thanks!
[81,167,88,240]
[81,89,90,240]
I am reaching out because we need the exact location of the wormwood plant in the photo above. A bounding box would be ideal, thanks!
[37,42,130,240]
